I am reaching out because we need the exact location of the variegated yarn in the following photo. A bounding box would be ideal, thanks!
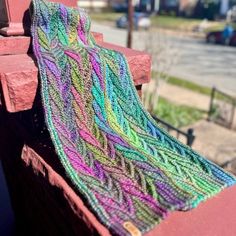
[31,1,236,235]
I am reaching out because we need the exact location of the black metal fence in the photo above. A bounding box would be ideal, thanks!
[152,115,195,147]
[208,87,236,129]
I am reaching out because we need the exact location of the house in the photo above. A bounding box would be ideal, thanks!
[134,0,235,18]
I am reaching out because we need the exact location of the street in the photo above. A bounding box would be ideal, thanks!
[92,23,236,95]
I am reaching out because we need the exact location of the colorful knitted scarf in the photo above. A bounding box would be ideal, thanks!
[30,1,236,235]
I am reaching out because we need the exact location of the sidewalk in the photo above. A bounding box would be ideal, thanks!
[158,83,210,111]
[183,120,236,172]
[150,82,236,173]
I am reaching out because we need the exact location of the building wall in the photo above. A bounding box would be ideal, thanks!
[78,0,108,9]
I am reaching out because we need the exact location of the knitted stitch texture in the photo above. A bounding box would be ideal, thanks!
[30,1,236,235]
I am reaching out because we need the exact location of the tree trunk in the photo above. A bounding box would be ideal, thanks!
[127,0,134,48]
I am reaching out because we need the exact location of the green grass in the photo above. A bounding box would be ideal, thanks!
[152,72,236,102]
[90,12,122,22]
[204,22,236,33]
[204,24,225,33]
[152,71,212,96]
[150,15,202,31]
[154,97,205,128]
[89,12,227,32]
[90,12,203,31]
[166,74,212,96]
[165,75,236,101]
[151,15,234,32]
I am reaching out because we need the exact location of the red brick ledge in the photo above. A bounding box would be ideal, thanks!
[0,47,150,113]
[21,144,111,236]
[21,144,236,236]
[0,32,104,56]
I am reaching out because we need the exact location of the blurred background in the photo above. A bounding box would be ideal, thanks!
[78,0,236,173]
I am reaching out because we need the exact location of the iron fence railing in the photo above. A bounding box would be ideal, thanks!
[208,87,236,129]
[152,115,195,147]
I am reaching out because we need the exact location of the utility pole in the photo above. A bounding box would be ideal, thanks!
[127,0,134,48]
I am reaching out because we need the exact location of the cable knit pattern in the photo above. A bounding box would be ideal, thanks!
[30,1,236,235]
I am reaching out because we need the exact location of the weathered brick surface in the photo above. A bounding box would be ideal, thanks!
[0,0,78,36]
[1,109,236,236]
[2,119,236,236]
[0,112,105,235]
[0,36,32,55]
[0,23,26,37]
[91,32,104,44]
[0,54,38,112]
[0,44,150,112]
[21,145,111,236]
[0,32,104,56]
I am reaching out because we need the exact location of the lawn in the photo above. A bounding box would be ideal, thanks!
[156,73,236,101]
[90,12,203,31]
[152,16,236,32]
[150,15,202,31]
[154,97,205,128]
[151,71,213,96]
[89,12,226,32]
[90,12,122,22]
[205,22,236,32]
[165,74,213,96]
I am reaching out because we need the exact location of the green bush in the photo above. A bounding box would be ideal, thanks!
[154,97,205,128]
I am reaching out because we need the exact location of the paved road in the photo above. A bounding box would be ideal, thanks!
[92,23,236,95]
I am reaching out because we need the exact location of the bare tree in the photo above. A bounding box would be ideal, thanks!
[139,30,181,113]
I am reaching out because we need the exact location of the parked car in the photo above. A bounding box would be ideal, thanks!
[206,30,236,46]
[112,3,128,12]
[116,13,151,30]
